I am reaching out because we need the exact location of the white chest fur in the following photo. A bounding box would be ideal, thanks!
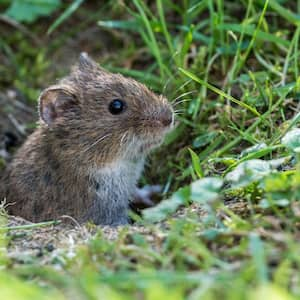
[93,159,144,192]
[84,158,144,225]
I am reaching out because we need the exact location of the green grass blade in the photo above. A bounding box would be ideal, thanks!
[179,68,261,116]
[156,0,174,56]
[217,23,289,47]
[0,220,61,232]
[235,0,270,77]
[47,0,84,34]
[264,0,300,25]
[212,85,293,157]
[249,233,268,282]
[133,0,165,78]
[98,19,139,31]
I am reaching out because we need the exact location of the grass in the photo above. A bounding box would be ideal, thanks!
[0,0,300,299]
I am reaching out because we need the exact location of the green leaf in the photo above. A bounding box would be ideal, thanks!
[188,148,203,178]
[178,25,211,44]
[145,282,183,300]
[143,186,190,222]
[240,143,267,157]
[5,0,61,23]
[190,177,223,203]
[0,271,64,299]
[193,132,218,148]
[249,284,294,300]
[282,128,300,153]
[262,172,291,193]
[224,144,283,175]
[225,159,284,187]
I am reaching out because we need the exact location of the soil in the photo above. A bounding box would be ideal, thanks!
[4,200,251,264]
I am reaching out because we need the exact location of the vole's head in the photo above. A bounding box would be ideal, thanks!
[38,53,174,164]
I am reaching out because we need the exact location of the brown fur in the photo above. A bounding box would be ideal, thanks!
[1,53,173,225]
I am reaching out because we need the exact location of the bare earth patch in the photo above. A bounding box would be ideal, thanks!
[5,200,251,265]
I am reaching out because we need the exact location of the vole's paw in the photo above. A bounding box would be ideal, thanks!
[109,216,129,226]
[132,185,162,208]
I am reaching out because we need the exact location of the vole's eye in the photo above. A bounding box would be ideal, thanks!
[108,99,126,115]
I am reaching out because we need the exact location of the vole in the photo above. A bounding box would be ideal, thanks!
[1,53,174,225]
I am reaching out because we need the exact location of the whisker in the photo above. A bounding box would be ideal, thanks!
[162,51,181,94]
[174,109,185,113]
[174,109,186,113]
[120,131,129,146]
[172,98,193,107]
[171,79,193,96]
[171,110,175,127]
[82,133,112,153]
[171,90,197,103]
[162,75,174,94]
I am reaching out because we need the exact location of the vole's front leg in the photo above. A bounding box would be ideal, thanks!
[84,194,129,226]
[131,185,162,209]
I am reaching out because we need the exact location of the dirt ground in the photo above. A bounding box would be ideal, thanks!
[4,200,250,265]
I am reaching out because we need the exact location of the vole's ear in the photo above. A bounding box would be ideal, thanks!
[78,52,99,72]
[38,85,78,126]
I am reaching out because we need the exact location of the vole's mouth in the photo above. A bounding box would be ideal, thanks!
[135,130,168,154]
[140,103,175,130]
[138,111,174,153]
[140,113,174,130]
[121,109,174,158]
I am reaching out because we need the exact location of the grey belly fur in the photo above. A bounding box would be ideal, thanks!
[84,159,144,225]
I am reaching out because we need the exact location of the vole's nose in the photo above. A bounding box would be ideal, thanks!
[159,106,174,127]
[161,114,173,126]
